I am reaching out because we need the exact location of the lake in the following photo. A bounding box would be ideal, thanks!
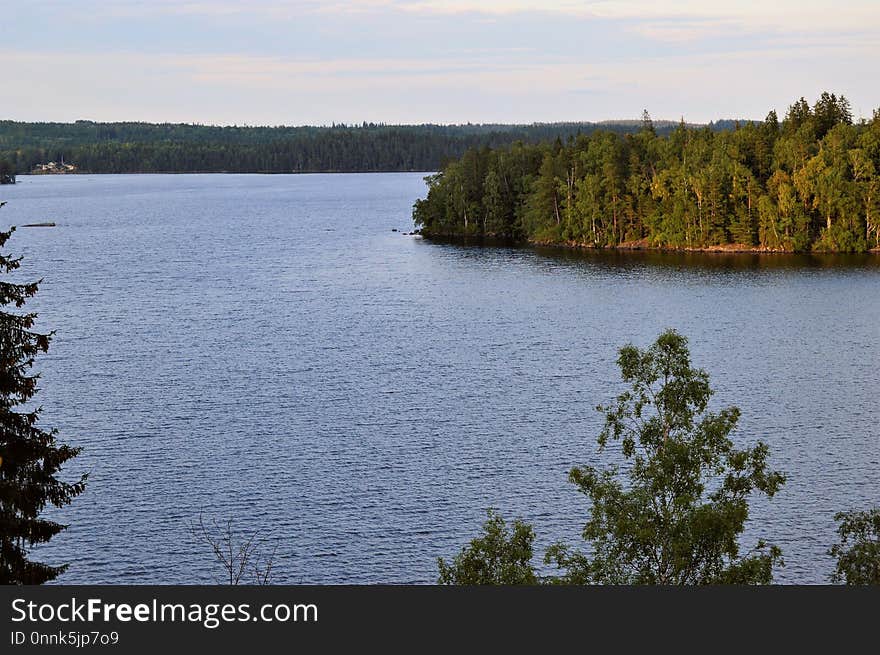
[2,173,879,584]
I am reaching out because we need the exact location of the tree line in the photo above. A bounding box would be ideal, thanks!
[0,120,698,176]
[414,93,880,253]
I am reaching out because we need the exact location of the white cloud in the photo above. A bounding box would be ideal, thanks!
[96,1,880,47]
[3,38,877,125]
[4,1,879,124]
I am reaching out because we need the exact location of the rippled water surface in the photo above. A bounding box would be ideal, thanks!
[3,173,879,584]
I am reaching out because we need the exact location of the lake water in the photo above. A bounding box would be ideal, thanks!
[2,173,879,584]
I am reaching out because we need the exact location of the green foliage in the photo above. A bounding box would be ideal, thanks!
[439,332,786,586]
[546,330,785,584]
[414,93,879,253]
[0,208,86,584]
[438,509,538,585]
[829,508,880,585]
[0,120,673,176]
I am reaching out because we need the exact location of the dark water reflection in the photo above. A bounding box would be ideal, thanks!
[534,245,880,272]
[2,173,878,584]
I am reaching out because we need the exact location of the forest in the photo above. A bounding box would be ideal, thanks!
[413,93,880,253]
[0,119,709,175]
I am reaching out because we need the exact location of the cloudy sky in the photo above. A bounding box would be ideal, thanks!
[3,1,878,125]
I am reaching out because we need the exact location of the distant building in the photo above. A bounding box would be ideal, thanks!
[32,160,78,174]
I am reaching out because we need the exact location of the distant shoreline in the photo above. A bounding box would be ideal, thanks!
[16,170,436,176]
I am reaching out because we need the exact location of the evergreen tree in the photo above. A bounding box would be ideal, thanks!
[0,212,86,584]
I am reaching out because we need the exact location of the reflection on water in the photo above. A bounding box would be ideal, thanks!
[534,245,880,272]
[428,235,880,271]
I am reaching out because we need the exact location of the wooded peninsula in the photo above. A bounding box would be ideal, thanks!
[413,93,880,253]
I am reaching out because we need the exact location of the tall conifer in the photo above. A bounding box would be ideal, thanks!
[0,210,86,584]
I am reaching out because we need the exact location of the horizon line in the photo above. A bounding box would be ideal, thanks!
[1,116,759,129]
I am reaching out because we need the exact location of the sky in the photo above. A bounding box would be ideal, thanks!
[2,0,878,126]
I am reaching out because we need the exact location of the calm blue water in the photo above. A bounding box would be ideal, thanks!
[2,173,879,584]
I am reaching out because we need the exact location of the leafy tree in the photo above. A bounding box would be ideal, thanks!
[438,509,538,585]
[522,149,566,239]
[829,509,880,585]
[0,212,86,584]
[547,330,785,584]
